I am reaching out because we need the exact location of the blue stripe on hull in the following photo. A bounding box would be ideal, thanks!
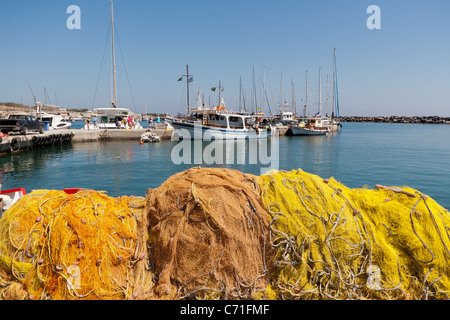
[171,122,272,139]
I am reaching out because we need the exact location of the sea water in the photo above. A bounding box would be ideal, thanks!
[0,122,449,209]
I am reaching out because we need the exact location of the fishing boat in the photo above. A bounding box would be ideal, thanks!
[291,117,331,135]
[31,100,71,130]
[170,99,274,140]
[85,0,141,131]
[0,188,26,215]
[38,112,71,130]
[291,50,342,136]
[170,66,275,140]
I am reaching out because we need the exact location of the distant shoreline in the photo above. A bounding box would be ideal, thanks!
[2,103,449,124]
[338,115,450,124]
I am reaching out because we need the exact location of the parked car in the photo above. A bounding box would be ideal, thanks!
[0,115,45,135]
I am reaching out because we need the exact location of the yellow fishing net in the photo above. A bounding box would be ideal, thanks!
[0,189,151,300]
[257,169,450,300]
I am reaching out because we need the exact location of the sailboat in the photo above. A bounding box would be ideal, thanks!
[291,48,342,135]
[291,68,331,135]
[84,0,142,130]
[330,48,342,132]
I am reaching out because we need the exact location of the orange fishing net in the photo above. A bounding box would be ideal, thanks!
[0,189,150,300]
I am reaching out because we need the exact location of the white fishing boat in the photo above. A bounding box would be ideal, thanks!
[31,101,72,130]
[170,101,274,140]
[170,66,275,140]
[85,0,142,131]
[37,112,71,130]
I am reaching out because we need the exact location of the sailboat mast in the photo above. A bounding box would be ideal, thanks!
[326,74,329,116]
[186,64,190,115]
[304,70,308,118]
[111,0,118,108]
[239,77,242,110]
[332,48,336,118]
[291,78,295,114]
[280,71,283,111]
[318,67,322,115]
[263,67,266,114]
[252,65,257,113]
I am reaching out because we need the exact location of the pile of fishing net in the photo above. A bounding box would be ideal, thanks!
[258,169,450,300]
[1,167,450,300]
[145,167,272,299]
[0,189,151,300]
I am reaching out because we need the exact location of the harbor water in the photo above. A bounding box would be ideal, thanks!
[0,122,449,209]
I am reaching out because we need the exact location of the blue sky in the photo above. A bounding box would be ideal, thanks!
[0,0,449,116]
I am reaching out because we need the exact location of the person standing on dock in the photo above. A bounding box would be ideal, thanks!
[85,118,90,130]
[92,116,98,129]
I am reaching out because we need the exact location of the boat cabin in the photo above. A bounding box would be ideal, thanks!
[305,117,331,129]
[94,108,133,125]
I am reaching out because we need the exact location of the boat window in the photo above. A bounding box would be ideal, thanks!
[229,116,244,129]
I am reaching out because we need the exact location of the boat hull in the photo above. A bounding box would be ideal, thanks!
[291,126,329,136]
[0,188,26,215]
[170,121,274,140]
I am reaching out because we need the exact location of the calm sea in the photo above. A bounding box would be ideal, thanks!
[1,121,449,209]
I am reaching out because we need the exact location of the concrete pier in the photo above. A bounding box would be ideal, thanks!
[71,128,173,142]
[0,128,174,154]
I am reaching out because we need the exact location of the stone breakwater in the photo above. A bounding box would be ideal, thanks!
[339,115,450,124]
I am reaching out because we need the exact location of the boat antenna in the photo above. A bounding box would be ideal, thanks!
[218,80,222,106]
[111,0,118,108]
